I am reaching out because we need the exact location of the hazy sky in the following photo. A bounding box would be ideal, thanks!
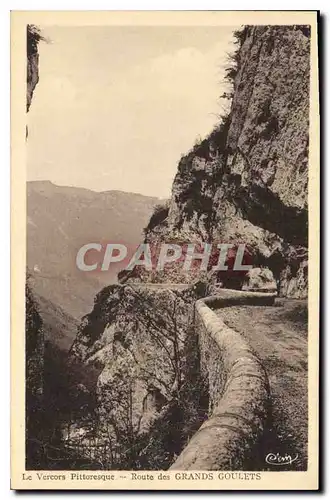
[27,26,237,198]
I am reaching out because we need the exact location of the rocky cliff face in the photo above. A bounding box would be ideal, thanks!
[27,25,41,112]
[25,280,45,464]
[69,283,208,468]
[60,25,311,469]
[26,26,45,468]
[144,25,310,298]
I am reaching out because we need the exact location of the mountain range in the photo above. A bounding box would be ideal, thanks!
[27,180,160,324]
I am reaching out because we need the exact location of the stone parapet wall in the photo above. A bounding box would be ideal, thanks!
[170,290,275,470]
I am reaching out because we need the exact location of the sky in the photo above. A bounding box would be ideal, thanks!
[27,25,237,198]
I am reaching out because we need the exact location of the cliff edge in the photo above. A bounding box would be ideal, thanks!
[143,25,310,297]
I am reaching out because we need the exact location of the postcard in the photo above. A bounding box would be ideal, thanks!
[11,10,319,490]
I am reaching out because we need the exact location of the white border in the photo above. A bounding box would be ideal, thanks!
[2,2,327,498]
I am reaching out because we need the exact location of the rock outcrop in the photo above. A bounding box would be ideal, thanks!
[69,283,208,468]
[26,25,45,468]
[25,279,45,468]
[243,267,277,292]
[27,25,41,112]
[143,25,310,298]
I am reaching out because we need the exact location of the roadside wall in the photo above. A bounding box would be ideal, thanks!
[170,290,275,470]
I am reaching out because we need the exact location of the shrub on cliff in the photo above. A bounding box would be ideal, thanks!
[144,203,169,233]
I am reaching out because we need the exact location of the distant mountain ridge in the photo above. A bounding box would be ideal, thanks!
[28,179,158,200]
[27,180,160,319]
